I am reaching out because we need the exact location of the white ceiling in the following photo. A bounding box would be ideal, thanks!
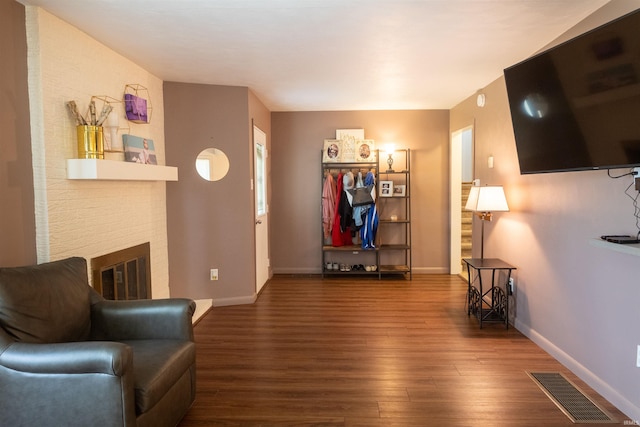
[19,0,611,111]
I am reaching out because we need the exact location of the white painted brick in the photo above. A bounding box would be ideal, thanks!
[26,8,170,299]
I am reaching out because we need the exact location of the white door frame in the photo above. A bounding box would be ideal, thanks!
[450,125,473,274]
[253,125,269,293]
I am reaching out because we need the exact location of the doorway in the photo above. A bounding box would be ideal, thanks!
[253,125,269,293]
[450,126,474,276]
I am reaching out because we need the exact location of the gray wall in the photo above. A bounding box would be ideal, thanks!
[0,0,36,267]
[164,82,270,305]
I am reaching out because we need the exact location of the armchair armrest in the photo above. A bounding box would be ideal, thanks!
[0,341,131,376]
[90,298,196,341]
[0,341,138,427]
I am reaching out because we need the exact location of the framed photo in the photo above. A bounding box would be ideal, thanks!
[380,180,393,197]
[336,129,365,140]
[323,139,342,162]
[124,93,148,124]
[336,129,363,162]
[393,184,406,197]
[122,134,157,164]
[356,140,376,162]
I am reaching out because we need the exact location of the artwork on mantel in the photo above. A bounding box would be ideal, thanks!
[124,93,148,124]
[123,134,157,165]
[124,84,152,124]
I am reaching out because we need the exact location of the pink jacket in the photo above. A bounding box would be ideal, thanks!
[322,173,336,239]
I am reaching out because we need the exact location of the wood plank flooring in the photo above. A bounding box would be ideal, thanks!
[178,274,627,426]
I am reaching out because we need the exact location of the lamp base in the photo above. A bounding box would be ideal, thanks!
[476,212,493,221]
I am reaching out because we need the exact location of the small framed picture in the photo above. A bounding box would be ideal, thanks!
[122,134,157,164]
[323,139,342,162]
[336,129,363,162]
[336,129,365,140]
[393,184,406,197]
[124,93,148,124]
[356,140,376,162]
[380,180,393,197]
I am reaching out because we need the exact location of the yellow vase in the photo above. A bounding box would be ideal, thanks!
[76,125,104,159]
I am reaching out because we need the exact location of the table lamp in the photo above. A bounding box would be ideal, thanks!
[384,143,396,172]
[465,185,509,259]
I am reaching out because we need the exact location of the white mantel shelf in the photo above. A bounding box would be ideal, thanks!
[590,238,640,257]
[66,159,178,181]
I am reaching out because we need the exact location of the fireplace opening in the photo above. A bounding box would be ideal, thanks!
[91,242,151,300]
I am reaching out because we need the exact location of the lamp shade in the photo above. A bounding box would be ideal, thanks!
[465,185,509,212]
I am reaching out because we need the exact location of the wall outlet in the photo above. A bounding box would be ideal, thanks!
[210,268,219,281]
[508,277,515,294]
[636,345,640,368]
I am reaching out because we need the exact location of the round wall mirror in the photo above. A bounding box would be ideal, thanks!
[195,148,230,181]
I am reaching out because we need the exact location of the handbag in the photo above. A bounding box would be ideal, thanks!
[347,184,375,207]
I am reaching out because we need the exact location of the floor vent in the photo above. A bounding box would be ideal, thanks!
[527,372,616,424]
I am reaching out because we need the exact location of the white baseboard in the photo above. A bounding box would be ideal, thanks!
[213,294,257,307]
[514,318,639,422]
[272,267,320,275]
[272,267,450,275]
[412,266,449,274]
[192,299,212,323]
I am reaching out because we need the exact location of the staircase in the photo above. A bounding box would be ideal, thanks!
[461,183,473,272]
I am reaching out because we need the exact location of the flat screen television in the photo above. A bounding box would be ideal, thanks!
[504,9,640,174]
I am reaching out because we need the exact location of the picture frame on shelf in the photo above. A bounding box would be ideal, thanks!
[380,180,393,197]
[123,134,157,165]
[393,184,406,197]
[336,129,365,140]
[356,140,376,162]
[323,139,342,162]
[336,129,364,162]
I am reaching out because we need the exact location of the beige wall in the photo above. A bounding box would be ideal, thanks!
[450,1,640,419]
[0,0,36,267]
[271,110,450,274]
[24,8,171,297]
[164,82,271,306]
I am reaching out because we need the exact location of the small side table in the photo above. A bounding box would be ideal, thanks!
[463,258,516,329]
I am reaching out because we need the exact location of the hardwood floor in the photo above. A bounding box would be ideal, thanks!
[179,275,626,426]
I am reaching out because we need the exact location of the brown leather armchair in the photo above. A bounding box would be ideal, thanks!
[0,257,196,427]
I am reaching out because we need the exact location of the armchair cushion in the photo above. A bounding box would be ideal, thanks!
[0,257,91,343]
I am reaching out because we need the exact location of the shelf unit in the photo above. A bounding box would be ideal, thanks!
[377,148,411,278]
[321,149,411,279]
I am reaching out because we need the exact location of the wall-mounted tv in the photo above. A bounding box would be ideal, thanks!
[504,9,640,174]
